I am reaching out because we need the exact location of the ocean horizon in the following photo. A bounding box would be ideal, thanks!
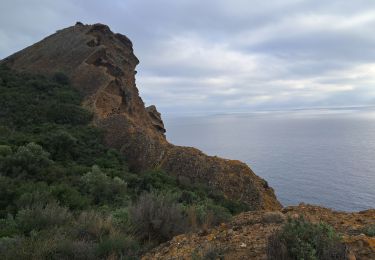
[164,106,375,212]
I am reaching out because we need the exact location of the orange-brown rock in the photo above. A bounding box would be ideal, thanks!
[1,22,280,210]
[143,204,375,260]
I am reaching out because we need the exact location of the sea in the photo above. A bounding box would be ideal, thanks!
[164,107,375,212]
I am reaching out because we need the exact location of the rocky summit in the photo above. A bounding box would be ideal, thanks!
[1,22,280,210]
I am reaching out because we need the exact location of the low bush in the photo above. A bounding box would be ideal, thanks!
[362,224,375,237]
[0,215,18,237]
[81,165,128,205]
[42,130,78,161]
[16,202,72,234]
[3,142,52,179]
[267,216,348,260]
[129,192,188,243]
[96,233,140,259]
[261,211,285,224]
[74,211,114,241]
[49,239,96,260]
[0,145,12,157]
[52,72,70,85]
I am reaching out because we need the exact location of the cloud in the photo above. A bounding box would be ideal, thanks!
[1,0,375,114]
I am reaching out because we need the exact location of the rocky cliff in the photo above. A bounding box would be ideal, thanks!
[1,22,280,210]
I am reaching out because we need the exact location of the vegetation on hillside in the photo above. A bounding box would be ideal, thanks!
[267,216,348,260]
[0,65,249,259]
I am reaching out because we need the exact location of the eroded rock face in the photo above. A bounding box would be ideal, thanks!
[143,205,375,260]
[1,23,281,210]
[146,105,166,134]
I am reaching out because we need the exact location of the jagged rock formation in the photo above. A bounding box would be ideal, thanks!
[143,204,375,260]
[1,22,281,210]
[146,105,166,134]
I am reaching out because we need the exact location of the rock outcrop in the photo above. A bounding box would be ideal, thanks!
[143,204,375,260]
[1,23,281,210]
[146,105,166,134]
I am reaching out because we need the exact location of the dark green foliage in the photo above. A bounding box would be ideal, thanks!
[0,215,18,237]
[0,145,12,157]
[0,66,90,129]
[1,142,52,179]
[45,239,96,260]
[0,65,248,257]
[361,224,375,237]
[50,184,89,210]
[267,217,348,260]
[81,165,128,205]
[16,202,72,234]
[96,234,140,259]
[130,171,249,215]
[52,72,70,85]
[42,130,78,160]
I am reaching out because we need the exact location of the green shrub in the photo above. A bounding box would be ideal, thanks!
[16,202,72,233]
[48,239,96,260]
[0,215,18,237]
[133,170,178,193]
[188,202,231,231]
[81,165,127,205]
[5,142,52,178]
[96,233,140,259]
[129,192,188,242]
[15,187,53,209]
[46,103,93,125]
[0,230,94,260]
[50,184,89,210]
[267,217,348,260]
[0,145,12,157]
[362,224,375,237]
[52,72,70,85]
[74,211,114,241]
[112,208,130,228]
[204,203,231,226]
[42,130,77,160]
[261,211,285,224]
[0,236,24,259]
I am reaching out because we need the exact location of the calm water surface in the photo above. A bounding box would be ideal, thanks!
[164,108,375,212]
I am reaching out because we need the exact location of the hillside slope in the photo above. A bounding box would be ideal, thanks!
[1,22,280,210]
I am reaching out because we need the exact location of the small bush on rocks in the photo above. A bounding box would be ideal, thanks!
[261,211,285,224]
[362,224,375,237]
[267,216,348,260]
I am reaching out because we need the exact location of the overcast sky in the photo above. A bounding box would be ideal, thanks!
[1,0,375,115]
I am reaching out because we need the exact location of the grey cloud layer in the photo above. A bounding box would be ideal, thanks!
[1,0,374,114]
